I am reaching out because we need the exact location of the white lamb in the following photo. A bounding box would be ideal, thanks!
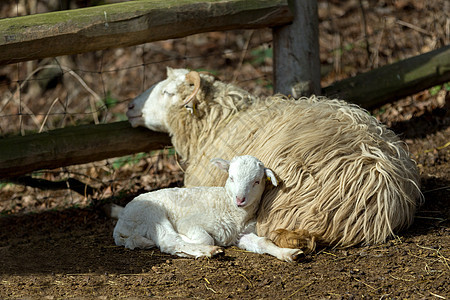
[113,155,303,262]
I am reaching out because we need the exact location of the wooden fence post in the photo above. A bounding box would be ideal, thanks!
[272,0,321,97]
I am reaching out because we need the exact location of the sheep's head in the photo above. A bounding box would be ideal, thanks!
[126,67,203,132]
[211,155,278,208]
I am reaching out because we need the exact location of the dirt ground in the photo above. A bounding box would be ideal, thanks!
[3,121,450,299]
[1,0,449,299]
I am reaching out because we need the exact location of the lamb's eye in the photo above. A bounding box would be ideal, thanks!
[230,177,234,182]
[163,90,174,96]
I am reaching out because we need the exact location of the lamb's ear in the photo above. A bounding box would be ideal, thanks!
[265,168,278,187]
[210,158,230,172]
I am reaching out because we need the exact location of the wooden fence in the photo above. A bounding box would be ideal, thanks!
[0,0,449,179]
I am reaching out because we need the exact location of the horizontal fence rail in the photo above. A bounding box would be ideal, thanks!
[323,45,450,109]
[0,122,171,178]
[0,0,293,65]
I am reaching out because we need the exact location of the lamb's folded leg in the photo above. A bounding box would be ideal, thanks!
[178,225,215,245]
[237,232,304,262]
[155,219,222,258]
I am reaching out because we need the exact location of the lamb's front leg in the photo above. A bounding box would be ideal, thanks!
[237,233,304,262]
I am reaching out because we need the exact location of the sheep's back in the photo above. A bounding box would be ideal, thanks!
[184,96,422,247]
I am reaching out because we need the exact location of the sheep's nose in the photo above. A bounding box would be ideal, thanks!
[236,196,246,206]
[128,102,135,110]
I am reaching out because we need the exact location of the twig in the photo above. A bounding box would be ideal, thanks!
[39,97,60,133]
[406,249,446,265]
[89,97,100,124]
[358,0,371,61]
[425,262,432,275]
[415,244,440,252]
[288,282,314,298]
[422,186,450,194]
[327,292,342,297]
[117,273,156,276]
[424,141,450,153]
[43,169,105,184]
[350,276,378,291]
[437,251,450,271]
[396,19,433,36]
[204,283,217,294]
[394,235,403,244]
[322,251,338,257]
[174,151,186,173]
[446,18,450,45]
[430,291,446,299]
[389,274,414,282]
[415,216,446,221]
[7,176,96,196]
[370,22,385,68]
[238,273,253,287]
[232,30,254,83]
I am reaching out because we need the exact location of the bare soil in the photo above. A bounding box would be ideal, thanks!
[0,148,449,299]
[1,0,449,299]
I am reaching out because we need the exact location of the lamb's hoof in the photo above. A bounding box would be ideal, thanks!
[292,250,305,261]
[282,249,304,262]
[210,246,224,257]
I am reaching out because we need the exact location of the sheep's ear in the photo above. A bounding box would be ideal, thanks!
[166,66,174,78]
[265,168,278,187]
[210,158,230,172]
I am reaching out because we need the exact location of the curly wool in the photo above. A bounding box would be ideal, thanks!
[167,75,423,248]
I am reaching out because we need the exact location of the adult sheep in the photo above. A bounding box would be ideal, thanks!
[127,67,423,251]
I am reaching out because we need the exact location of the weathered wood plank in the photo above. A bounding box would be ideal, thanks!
[323,45,450,109]
[0,0,293,65]
[273,0,321,97]
[0,122,171,179]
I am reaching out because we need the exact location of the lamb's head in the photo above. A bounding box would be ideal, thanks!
[127,67,205,132]
[211,155,278,208]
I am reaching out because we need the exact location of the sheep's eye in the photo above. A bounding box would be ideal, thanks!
[253,180,260,187]
[229,177,234,182]
[163,90,174,96]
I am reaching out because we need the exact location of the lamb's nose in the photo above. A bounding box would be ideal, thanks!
[236,196,246,206]
[128,102,135,110]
